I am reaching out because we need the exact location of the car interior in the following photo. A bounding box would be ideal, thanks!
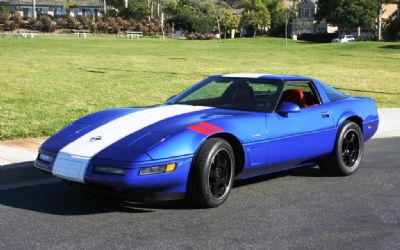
[174,80,321,112]
[279,81,321,108]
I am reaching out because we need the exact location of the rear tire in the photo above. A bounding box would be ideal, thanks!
[319,121,364,176]
[186,138,235,208]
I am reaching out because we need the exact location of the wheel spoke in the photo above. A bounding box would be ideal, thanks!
[208,148,232,198]
[209,169,218,180]
[350,133,355,143]
[343,154,349,166]
[213,154,220,167]
[219,184,226,195]
[341,130,361,168]
[211,181,219,195]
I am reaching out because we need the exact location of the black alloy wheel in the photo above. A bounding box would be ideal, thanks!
[186,138,235,208]
[208,148,233,199]
[319,121,364,176]
[341,129,361,168]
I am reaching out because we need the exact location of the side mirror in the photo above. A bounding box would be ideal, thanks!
[277,102,300,115]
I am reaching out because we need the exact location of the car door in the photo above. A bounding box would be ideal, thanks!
[265,80,336,169]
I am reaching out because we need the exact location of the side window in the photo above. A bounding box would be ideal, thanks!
[248,82,281,111]
[249,82,279,93]
[320,84,347,102]
[280,81,321,108]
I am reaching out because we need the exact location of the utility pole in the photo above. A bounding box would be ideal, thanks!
[32,0,37,19]
[284,0,298,46]
[378,2,383,41]
[161,12,165,39]
[103,0,107,17]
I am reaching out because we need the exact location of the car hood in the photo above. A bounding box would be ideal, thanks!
[41,104,253,162]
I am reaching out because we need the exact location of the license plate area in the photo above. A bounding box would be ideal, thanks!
[52,153,89,183]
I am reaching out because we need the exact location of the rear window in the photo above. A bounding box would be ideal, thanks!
[321,84,348,102]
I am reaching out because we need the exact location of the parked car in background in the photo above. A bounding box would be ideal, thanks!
[332,35,357,43]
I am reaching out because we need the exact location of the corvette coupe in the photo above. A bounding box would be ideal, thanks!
[35,74,379,208]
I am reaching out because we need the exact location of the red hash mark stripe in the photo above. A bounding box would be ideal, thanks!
[197,122,224,132]
[186,125,214,135]
[186,122,224,135]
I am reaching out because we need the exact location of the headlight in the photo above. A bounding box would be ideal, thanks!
[38,153,54,163]
[94,165,125,175]
[139,163,176,176]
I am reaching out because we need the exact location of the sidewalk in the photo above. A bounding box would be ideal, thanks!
[0,109,399,167]
[0,138,46,166]
[374,108,400,138]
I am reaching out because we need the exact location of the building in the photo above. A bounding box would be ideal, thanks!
[288,0,337,34]
[382,3,399,21]
[287,0,399,35]
[0,0,103,18]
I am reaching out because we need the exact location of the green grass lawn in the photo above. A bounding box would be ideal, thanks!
[0,36,399,140]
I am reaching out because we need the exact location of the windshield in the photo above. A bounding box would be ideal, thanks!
[167,77,285,112]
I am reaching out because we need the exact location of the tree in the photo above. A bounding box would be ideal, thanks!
[316,0,378,34]
[377,0,398,41]
[265,0,286,36]
[240,0,271,37]
[108,0,151,20]
[163,0,229,34]
[64,0,74,17]
[220,11,240,38]
[383,14,400,40]
[163,2,197,32]
[283,0,297,45]
[205,0,232,42]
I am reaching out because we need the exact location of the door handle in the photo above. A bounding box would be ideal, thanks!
[321,112,330,118]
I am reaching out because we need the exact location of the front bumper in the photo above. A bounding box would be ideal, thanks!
[34,153,194,201]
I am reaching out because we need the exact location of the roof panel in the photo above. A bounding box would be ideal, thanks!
[215,73,313,81]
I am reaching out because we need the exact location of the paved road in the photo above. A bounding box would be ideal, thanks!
[0,137,399,250]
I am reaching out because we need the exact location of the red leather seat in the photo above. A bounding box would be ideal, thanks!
[231,86,256,106]
[280,89,308,108]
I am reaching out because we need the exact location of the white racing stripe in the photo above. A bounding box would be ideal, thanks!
[52,105,211,183]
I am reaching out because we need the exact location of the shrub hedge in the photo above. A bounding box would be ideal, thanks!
[298,33,338,43]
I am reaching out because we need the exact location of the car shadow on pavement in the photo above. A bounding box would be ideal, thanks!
[234,166,328,188]
[0,167,327,215]
[0,181,159,215]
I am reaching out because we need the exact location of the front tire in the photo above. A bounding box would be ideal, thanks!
[186,138,235,208]
[319,121,364,176]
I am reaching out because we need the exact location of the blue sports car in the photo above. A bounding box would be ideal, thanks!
[35,74,379,207]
